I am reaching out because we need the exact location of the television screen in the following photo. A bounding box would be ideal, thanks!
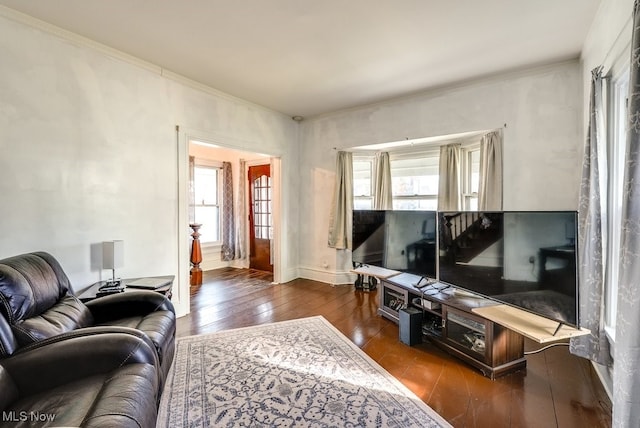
[383,210,437,278]
[438,211,578,327]
[352,210,386,267]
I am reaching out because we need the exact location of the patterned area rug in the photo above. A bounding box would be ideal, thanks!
[157,316,451,427]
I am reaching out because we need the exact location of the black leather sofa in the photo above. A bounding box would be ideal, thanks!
[0,252,177,427]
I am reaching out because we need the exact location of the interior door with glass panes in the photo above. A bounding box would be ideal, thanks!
[248,164,273,272]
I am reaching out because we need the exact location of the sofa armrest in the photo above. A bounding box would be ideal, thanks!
[0,329,158,397]
[85,290,175,323]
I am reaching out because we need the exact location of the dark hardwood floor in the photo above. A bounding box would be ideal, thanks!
[177,268,612,428]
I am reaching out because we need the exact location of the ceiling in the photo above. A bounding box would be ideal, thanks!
[0,0,601,118]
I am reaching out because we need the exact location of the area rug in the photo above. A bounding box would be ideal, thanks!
[157,316,451,427]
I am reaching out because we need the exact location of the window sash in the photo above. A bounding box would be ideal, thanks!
[390,151,439,210]
[192,163,222,244]
[461,144,480,210]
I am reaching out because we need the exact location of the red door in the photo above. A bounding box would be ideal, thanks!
[248,164,273,272]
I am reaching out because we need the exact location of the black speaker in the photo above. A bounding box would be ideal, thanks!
[399,306,422,346]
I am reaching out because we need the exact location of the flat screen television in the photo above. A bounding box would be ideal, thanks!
[352,210,387,267]
[383,210,437,279]
[438,211,579,327]
[352,210,437,281]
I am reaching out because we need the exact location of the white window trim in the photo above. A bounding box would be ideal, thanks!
[603,65,629,340]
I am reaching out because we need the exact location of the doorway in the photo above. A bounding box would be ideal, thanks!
[176,130,282,318]
[184,139,280,275]
[248,164,273,272]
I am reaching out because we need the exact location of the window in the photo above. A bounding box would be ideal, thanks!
[352,142,481,211]
[193,163,222,244]
[390,152,439,210]
[461,145,481,210]
[604,67,629,338]
[353,157,374,209]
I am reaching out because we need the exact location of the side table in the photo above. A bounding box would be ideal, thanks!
[78,275,174,302]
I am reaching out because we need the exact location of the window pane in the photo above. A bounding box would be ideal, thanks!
[467,197,478,211]
[194,167,218,205]
[354,198,373,210]
[605,70,629,331]
[391,156,439,200]
[194,206,219,243]
[392,198,438,210]
[392,176,439,196]
[470,150,480,193]
[391,157,438,177]
[354,178,372,196]
[353,160,372,197]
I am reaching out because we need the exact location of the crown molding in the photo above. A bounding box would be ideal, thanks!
[0,5,289,119]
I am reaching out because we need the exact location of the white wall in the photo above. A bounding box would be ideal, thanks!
[581,0,633,115]
[0,10,298,316]
[298,61,584,283]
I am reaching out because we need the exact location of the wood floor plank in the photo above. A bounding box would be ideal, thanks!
[176,267,612,428]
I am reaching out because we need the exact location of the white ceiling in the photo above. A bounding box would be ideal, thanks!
[0,0,601,118]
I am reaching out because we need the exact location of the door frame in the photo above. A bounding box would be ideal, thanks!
[176,127,282,317]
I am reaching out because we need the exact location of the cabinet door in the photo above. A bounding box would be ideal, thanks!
[443,306,490,363]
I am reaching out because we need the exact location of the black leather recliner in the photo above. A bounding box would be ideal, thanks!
[0,252,176,383]
[0,325,161,427]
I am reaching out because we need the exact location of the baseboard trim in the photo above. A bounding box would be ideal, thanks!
[591,361,613,401]
[200,259,231,271]
[297,266,356,286]
[279,267,298,284]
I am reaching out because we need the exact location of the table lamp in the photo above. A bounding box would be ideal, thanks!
[102,240,124,286]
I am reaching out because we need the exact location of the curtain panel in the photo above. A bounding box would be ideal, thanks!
[328,151,353,250]
[477,131,503,210]
[234,159,247,260]
[437,144,461,211]
[373,152,393,210]
[220,162,235,261]
[612,2,640,425]
[569,67,611,368]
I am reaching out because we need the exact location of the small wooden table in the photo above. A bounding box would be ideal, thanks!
[78,275,174,302]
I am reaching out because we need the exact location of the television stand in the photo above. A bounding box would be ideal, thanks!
[472,304,590,343]
[378,275,526,379]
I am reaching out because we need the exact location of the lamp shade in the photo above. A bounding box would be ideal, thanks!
[102,240,124,270]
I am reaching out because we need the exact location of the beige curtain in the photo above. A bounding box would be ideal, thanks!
[438,144,461,211]
[478,131,503,210]
[234,159,247,260]
[373,152,393,210]
[328,151,353,249]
